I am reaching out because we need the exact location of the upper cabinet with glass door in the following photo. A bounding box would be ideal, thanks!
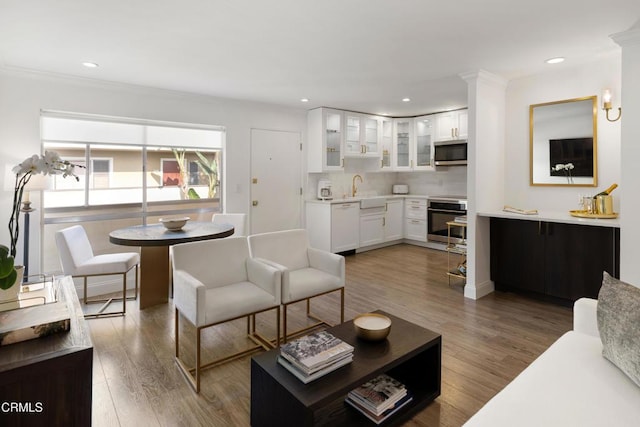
[393,118,413,170]
[433,109,468,142]
[307,108,344,172]
[380,117,394,170]
[344,113,380,158]
[413,115,434,170]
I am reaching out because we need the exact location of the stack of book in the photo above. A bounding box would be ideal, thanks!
[277,330,354,383]
[346,374,413,424]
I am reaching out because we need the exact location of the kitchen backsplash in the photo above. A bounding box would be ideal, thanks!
[307,167,467,200]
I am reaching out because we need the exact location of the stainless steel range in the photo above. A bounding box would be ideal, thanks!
[427,196,467,244]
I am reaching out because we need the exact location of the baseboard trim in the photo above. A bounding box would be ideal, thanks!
[356,240,402,253]
[464,279,495,300]
[71,276,136,299]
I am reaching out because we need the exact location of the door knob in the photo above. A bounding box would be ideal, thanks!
[252,200,259,206]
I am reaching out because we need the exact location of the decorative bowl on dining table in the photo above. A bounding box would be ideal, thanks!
[159,217,190,231]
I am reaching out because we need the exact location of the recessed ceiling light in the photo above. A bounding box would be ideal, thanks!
[402,98,411,102]
[82,62,99,68]
[545,57,565,64]
[300,98,309,103]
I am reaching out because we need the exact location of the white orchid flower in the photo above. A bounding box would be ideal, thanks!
[8,151,83,259]
[566,163,575,170]
[12,154,42,175]
[42,150,63,175]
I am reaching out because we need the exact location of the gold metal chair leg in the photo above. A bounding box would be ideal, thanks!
[175,305,280,393]
[122,272,127,315]
[196,327,201,393]
[175,308,179,358]
[340,287,345,323]
[283,304,288,343]
[281,287,346,342]
[78,266,137,318]
[83,276,88,305]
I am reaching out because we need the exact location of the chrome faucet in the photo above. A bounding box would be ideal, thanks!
[352,174,363,197]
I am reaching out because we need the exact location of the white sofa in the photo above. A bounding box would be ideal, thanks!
[464,298,640,426]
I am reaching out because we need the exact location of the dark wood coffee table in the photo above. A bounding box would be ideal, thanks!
[251,310,441,426]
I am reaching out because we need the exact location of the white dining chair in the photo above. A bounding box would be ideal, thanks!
[55,225,139,318]
[172,237,281,392]
[248,229,345,342]
[212,213,247,236]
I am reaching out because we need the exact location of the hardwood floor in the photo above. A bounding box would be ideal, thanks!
[89,244,572,427]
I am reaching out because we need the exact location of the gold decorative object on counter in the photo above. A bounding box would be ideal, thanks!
[575,183,618,217]
[569,210,618,219]
[595,195,614,215]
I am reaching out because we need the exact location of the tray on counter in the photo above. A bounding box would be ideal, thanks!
[569,210,618,219]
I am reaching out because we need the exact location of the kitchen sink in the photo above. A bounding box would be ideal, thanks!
[359,197,386,209]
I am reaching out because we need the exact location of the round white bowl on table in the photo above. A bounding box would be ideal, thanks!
[159,217,190,231]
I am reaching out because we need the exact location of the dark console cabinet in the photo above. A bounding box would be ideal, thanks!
[0,277,92,426]
[490,217,620,303]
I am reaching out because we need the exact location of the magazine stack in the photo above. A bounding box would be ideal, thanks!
[277,330,354,383]
[346,373,413,424]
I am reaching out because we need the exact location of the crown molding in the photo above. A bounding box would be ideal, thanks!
[0,64,306,113]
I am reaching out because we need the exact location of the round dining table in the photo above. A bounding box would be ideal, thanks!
[109,221,234,309]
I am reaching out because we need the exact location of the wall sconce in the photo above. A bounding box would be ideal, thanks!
[602,89,622,122]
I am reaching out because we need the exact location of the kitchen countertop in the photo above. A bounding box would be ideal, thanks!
[306,194,459,204]
[477,209,620,228]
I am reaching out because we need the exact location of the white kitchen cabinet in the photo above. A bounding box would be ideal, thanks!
[384,199,403,241]
[307,108,344,172]
[380,117,393,169]
[405,218,427,241]
[344,113,380,158]
[392,117,436,171]
[404,198,427,242]
[392,118,413,170]
[413,115,434,171]
[306,201,359,253]
[360,210,385,247]
[433,109,468,142]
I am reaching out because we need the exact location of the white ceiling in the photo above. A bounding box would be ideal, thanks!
[1,1,639,116]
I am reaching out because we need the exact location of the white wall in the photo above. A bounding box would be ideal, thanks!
[504,53,622,212]
[613,23,640,287]
[0,68,306,271]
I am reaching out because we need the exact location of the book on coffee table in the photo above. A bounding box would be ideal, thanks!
[347,373,407,414]
[277,353,353,384]
[279,330,354,372]
[346,392,413,425]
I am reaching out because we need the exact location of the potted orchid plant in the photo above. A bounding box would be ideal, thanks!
[1,151,82,297]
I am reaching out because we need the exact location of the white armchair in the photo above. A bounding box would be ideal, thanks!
[172,236,281,392]
[248,229,345,342]
[55,225,139,318]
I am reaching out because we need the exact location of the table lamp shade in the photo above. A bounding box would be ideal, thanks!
[24,174,53,191]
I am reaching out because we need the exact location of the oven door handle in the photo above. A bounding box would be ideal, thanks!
[428,208,466,214]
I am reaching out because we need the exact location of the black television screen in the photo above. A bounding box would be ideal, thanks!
[549,137,593,177]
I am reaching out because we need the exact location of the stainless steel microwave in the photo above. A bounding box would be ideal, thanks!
[434,140,467,166]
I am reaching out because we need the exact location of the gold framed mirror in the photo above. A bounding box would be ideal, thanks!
[530,96,597,186]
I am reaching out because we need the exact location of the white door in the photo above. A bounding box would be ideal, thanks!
[250,129,302,234]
